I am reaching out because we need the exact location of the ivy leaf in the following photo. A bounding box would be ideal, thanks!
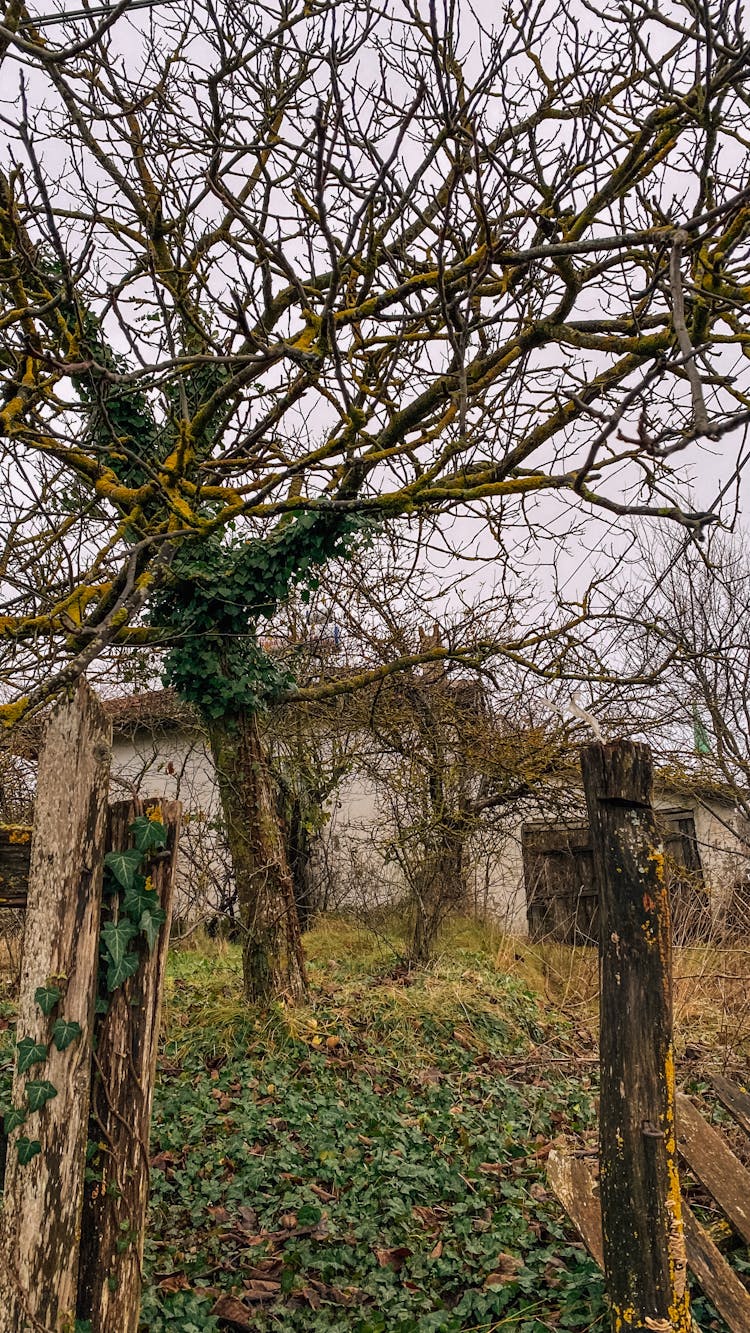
[51,1018,82,1052]
[34,985,62,1017]
[16,1137,42,1166]
[104,848,143,892]
[16,1038,48,1074]
[4,1106,26,1134]
[139,904,166,952]
[131,815,167,855]
[122,878,159,926]
[106,951,140,992]
[26,1080,58,1113]
[101,917,137,965]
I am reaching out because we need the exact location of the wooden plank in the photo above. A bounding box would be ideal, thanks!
[77,798,181,1333]
[548,1153,750,1333]
[676,1093,750,1246]
[682,1203,750,1332]
[0,825,31,908]
[711,1075,750,1139]
[581,741,692,1333]
[0,681,111,1333]
[547,1150,603,1266]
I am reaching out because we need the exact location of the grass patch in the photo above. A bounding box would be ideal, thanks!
[143,927,604,1331]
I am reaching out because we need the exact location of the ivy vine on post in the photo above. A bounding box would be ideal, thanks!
[0,692,181,1333]
[77,798,181,1333]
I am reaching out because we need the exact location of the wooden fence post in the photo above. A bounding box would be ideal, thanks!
[0,681,111,1333]
[0,825,32,908]
[581,741,691,1333]
[77,797,181,1333]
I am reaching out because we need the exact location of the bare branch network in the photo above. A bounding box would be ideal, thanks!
[0,0,749,715]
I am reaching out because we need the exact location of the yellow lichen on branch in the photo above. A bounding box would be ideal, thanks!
[0,698,30,729]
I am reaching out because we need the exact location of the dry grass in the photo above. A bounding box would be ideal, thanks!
[3,909,750,1064]
[672,945,750,1056]
[494,931,750,1065]
[496,936,599,1016]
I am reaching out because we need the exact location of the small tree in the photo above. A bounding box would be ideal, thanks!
[281,543,576,961]
[606,531,750,930]
[357,664,572,961]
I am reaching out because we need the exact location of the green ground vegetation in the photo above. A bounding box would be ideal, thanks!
[1,919,744,1331]
[139,921,605,1332]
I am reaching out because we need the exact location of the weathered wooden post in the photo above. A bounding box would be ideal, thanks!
[0,825,32,908]
[77,797,181,1333]
[581,741,691,1333]
[0,681,111,1333]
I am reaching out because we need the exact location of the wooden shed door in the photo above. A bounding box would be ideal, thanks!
[523,811,707,945]
[522,825,598,945]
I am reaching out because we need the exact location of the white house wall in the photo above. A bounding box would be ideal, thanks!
[110,730,231,918]
[109,725,749,933]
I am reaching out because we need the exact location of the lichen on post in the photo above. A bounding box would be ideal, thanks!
[581,740,691,1333]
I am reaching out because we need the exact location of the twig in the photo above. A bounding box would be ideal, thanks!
[670,231,713,438]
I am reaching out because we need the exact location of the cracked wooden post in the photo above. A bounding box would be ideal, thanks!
[77,797,181,1333]
[581,741,691,1333]
[0,681,111,1333]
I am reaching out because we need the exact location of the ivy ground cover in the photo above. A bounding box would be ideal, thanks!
[140,923,605,1332]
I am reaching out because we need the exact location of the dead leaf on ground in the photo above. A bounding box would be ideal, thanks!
[374,1245,412,1270]
[156,1272,190,1293]
[211,1294,254,1327]
[243,1279,282,1300]
[414,1066,442,1085]
[484,1253,524,1286]
[150,1149,179,1170]
[243,1259,283,1281]
[310,1182,337,1202]
[300,1277,359,1305]
[412,1204,444,1233]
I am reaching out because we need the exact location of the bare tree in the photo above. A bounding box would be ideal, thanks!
[272,538,577,961]
[572,530,746,938]
[2,0,750,995]
[2,0,750,702]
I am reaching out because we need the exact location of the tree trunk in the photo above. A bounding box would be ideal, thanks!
[285,790,319,933]
[209,711,307,1004]
[410,834,465,964]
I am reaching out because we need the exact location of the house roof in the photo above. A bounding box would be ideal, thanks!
[7,688,202,758]
[103,689,200,733]
[5,687,748,816]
